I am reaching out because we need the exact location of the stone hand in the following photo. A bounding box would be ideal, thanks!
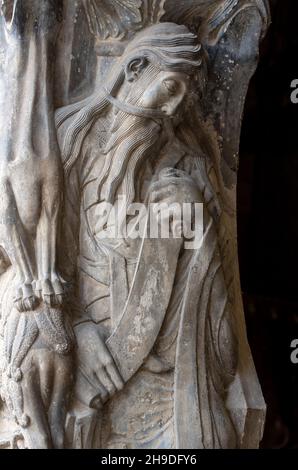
[149,167,202,206]
[74,322,124,408]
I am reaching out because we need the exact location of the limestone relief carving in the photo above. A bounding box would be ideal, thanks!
[0,0,269,449]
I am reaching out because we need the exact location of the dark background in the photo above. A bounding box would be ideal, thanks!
[238,0,298,448]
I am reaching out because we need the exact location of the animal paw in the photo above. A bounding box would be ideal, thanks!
[14,283,39,312]
[38,277,66,307]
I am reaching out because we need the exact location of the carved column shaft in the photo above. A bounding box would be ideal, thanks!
[0,0,269,449]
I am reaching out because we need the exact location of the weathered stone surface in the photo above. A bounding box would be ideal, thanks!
[0,1,269,449]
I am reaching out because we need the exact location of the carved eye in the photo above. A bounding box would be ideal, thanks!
[163,79,179,95]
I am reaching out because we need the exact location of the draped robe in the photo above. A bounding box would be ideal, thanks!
[59,112,238,449]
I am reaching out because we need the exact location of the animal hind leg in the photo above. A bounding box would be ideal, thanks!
[0,178,38,311]
[20,352,53,449]
[48,353,74,448]
[36,162,65,307]
[36,189,64,306]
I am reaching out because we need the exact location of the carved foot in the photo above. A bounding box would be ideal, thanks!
[14,277,67,312]
[37,277,66,307]
[14,283,39,312]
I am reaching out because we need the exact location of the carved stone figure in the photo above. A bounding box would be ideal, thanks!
[0,0,269,449]
[0,0,66,309]
[56,22,239,449]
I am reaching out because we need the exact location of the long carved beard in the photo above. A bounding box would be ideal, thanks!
[93,115,162,237]
[92,64,176,236]
[98,62,168,207]
[99,116,162,205]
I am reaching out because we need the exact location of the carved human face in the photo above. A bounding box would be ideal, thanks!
[138,71,190,117]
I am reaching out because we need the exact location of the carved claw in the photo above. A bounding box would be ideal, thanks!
[40,278,66,308]
[14,283,39,312]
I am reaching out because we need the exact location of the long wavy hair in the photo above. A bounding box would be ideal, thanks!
[55,22,203,176]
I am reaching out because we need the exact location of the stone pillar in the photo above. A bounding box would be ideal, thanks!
[0,0,269,449]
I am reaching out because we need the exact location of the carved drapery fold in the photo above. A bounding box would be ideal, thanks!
[0,1,269,449]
